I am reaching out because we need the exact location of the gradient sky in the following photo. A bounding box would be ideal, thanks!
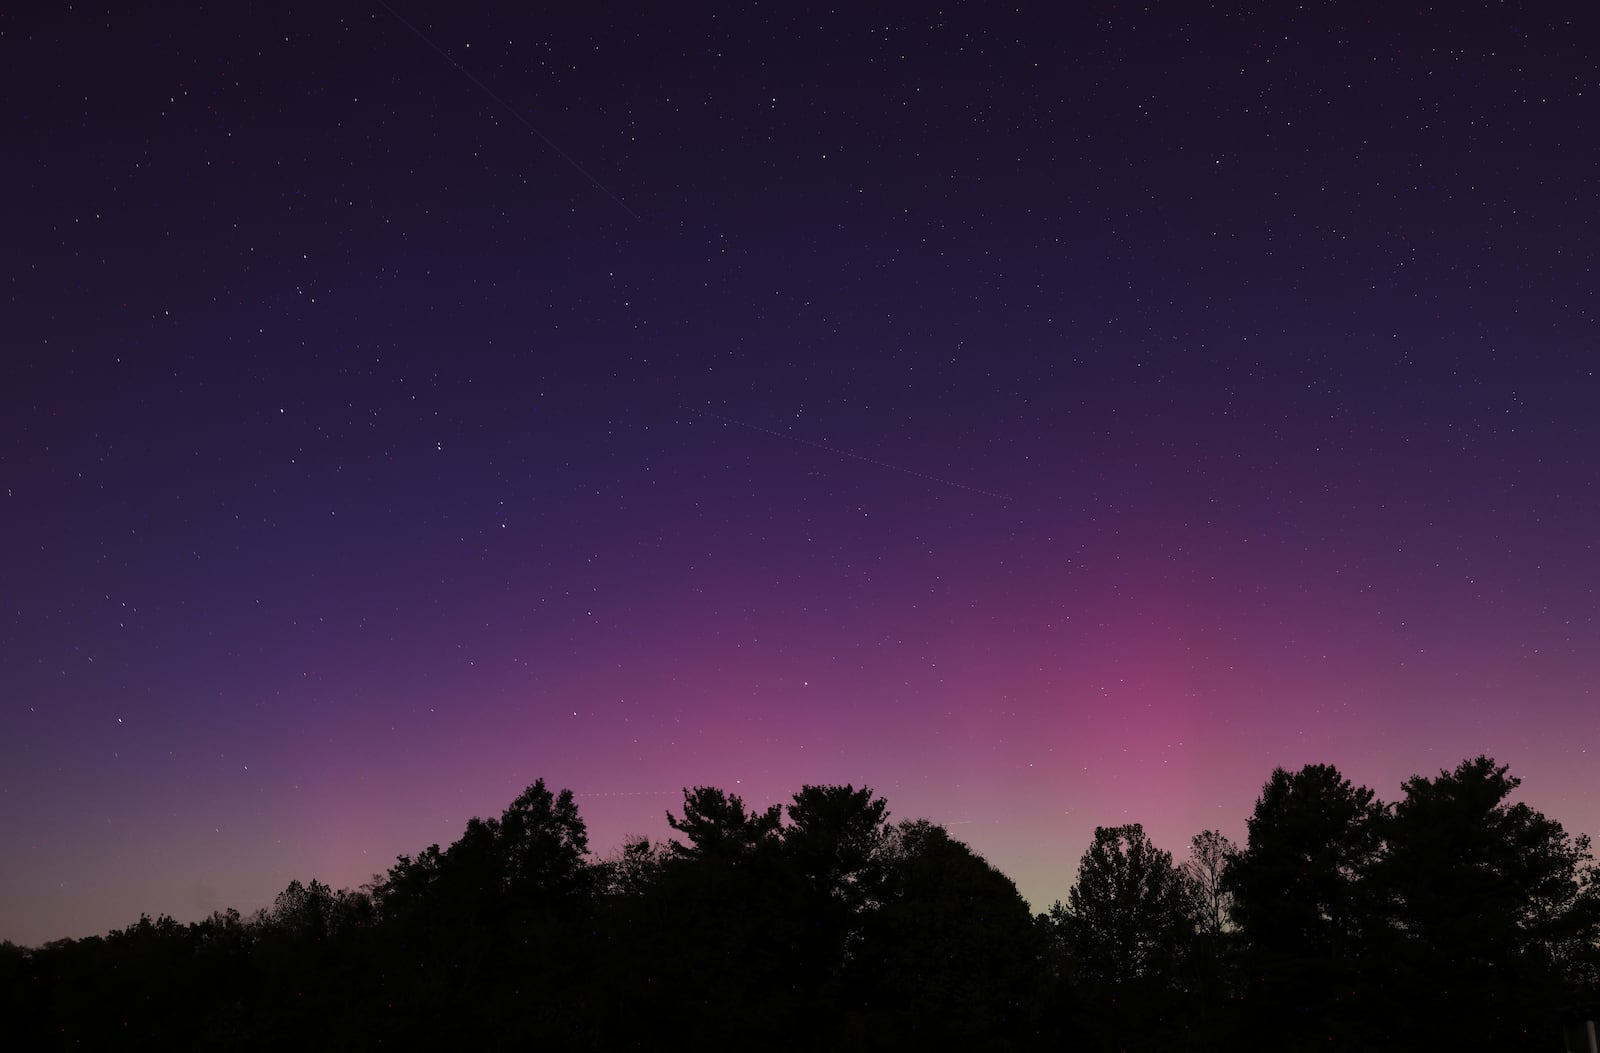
[4,3,1598,946]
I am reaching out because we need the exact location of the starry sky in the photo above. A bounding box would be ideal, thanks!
[4,3,1598,946]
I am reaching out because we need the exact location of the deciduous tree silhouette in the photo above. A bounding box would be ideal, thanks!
[365,778,598,1046]
[1050,823,1196,1050]
[1178,829,1240,1047]
[596,832,668,897]
[1180,829,1236,938]
[1224,763,1386,1046]
[848,819,1048,1049]
[1375,755,1600,1047]
[1054,823,1194,986]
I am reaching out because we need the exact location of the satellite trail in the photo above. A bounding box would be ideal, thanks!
[372,0,641,220]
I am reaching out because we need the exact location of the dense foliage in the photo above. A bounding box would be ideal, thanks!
[4,759,1597,1050]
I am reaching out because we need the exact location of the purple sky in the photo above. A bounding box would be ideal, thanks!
[4,3,1598,946]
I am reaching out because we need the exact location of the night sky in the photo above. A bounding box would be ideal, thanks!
[5,3,1598,946]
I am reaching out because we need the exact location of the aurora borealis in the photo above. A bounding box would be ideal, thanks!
[3,3,1597,946]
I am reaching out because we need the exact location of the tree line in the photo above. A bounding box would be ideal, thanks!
[2,755,1597,1050]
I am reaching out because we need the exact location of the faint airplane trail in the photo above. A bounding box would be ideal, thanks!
[371,0,642,221]
[680,405,1014,501]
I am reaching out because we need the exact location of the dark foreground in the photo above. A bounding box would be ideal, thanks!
[4,757,1598,1051]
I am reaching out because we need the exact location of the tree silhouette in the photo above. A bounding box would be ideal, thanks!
[596,833,668,897]
[1375,755,1600,1047]
[361,778,599,1046]
[847,819,1048,1049]
[666,784,783,861]
[1054,823,1194,986]
[1050,823,1196,1050]
[776,784,895,1045]
[1178,829,1240,1047]
[6,762,1597,1050]
[1224,763,1387,1046]
[610,785,804,1045]
[783,783,890,911]
[0,940,45,1049]
[498,779,591,901]
[1180,829,1236,938]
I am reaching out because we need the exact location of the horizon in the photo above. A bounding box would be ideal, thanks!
[5,751,1586,947]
